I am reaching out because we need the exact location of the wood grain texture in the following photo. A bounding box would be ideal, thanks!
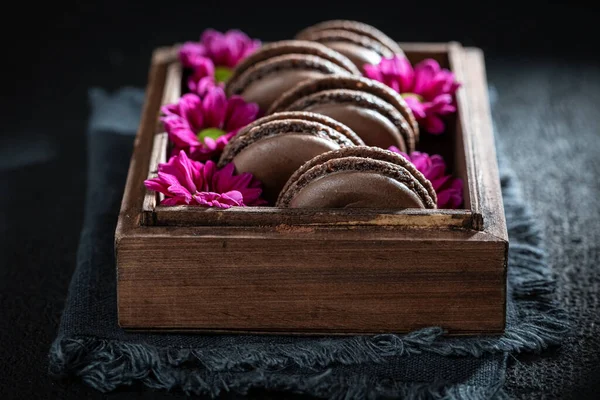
[462,48,508,241]
[141,133,168,225]
[115,48,169,239]
[115,44,508,335]
[117,227,505,334]
[154,205,474,228]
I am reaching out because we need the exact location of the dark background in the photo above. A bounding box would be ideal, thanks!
[1,0,599,398]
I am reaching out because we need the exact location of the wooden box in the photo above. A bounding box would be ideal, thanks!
[115,42,508,335]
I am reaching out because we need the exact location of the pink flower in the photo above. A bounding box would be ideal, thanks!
[161,87,259,162]
[199,29,261,69]
[364,56,460,134]
[144,150,267,208]
[183,58,221,95]
[389,146,463,209]
[179,42,209,70]
[179,29,260,92]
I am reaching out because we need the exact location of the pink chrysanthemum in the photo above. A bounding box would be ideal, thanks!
[184,58,220,95]
[365,56,460,134]
[179,29,260,92]
[144,150,267,208]
[161,86,259,162]
[389,146,463,209]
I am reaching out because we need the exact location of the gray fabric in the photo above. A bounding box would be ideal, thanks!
[489,63,600,399]
[48,87,568,399]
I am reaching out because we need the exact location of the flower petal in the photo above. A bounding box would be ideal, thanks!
[199,29,260,68]
[144,178,168,194]
[179,94,205,131]
[190,76,222,97]
[202,87,227,129]
[178,42,207,69]
[161,197,188,206]
[363,63,382,82]
[386,149,463,209]
[221,190,244,204]
[392,56,415,92]
[364,56,414,93]
[162,116,200,148]
[403,97,427,119]
[424,114,446,134]
[225,95,260,132]
[187,59,217,93]
[167,183,193,200]
[156,171,180,187]
[412,59,440,95]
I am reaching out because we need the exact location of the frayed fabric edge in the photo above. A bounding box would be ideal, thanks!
[48,166,569,397]
[49,339,508,399]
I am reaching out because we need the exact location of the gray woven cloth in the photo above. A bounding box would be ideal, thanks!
[48,87,568,399]
[489,65,600,399]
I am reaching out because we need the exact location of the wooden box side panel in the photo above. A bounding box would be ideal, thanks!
[116,47,176,237]
[462,48,508,240]
[117,229,506,334]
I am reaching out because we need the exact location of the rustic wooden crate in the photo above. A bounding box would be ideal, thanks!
[115,42,508,335]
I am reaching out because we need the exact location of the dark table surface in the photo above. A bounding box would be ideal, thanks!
[1,1,599,398]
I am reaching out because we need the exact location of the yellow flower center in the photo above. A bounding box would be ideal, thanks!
[214,66,233,83]
[401,92,424,102]
[197,128,226,141]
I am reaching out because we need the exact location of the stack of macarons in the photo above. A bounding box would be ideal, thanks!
[219,20,441,209]
[226,40,360,111]
[268,76,418,153]
[218,112,363,204]
[294,20,405,70]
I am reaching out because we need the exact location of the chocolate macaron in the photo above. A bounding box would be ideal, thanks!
[218,112,363,205]
[295,20,403,70]
[277,146,437,209]
[268,75,418,152]
[225,40,360,112]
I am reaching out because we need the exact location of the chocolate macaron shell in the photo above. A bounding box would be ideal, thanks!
[277,157,436,209]
[218,118,356,166]
[296,29,394,70]
[226,41,360,88]
[225,54,353,112]
[295,20,404,55]
[268,75,419,140]
[225,111,364,148]
[277,146,437,207]
[276,88,414,152]
[219,119,356,205]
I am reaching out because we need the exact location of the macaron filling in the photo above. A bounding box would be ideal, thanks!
[226,40,360,84]
[226,55,352,111]
[299,30,392,69]
[287,171,425,208]
[277,146,437,207]
[323,40,383,69]
[218,119,357,204]
[282,89,413,151]
[268,76,419,144]
[277,156,436,209]
[302,101,407,151]
[233,133,344,205]
[295,19,404,56]
[225,111,364,147]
